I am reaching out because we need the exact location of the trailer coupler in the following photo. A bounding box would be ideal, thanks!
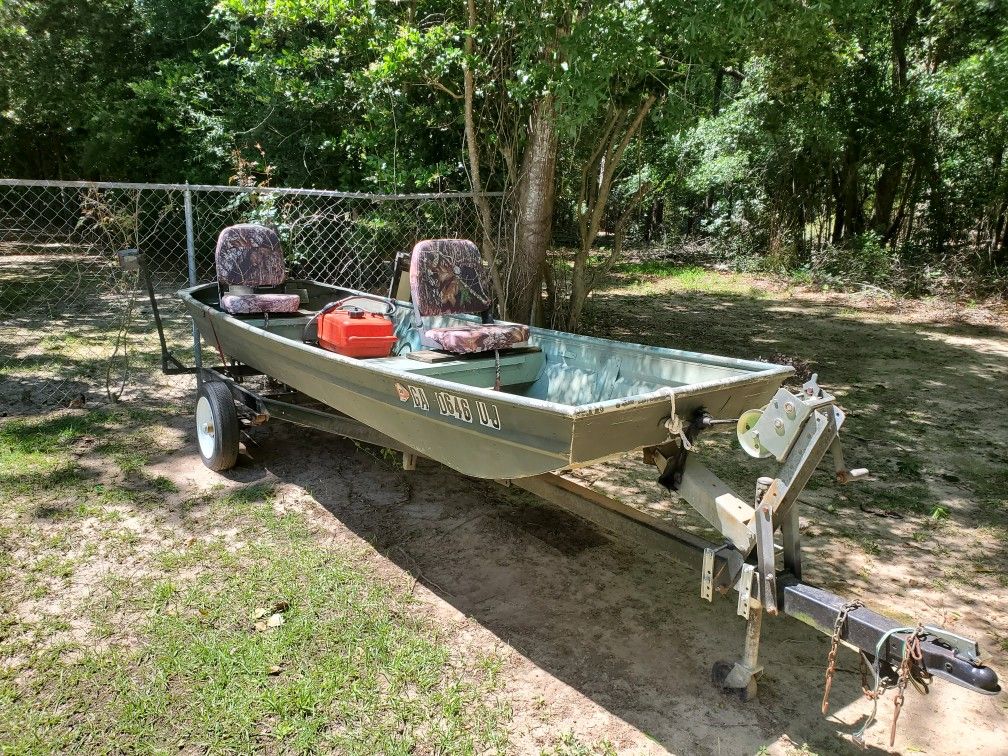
[781,578,1000,696]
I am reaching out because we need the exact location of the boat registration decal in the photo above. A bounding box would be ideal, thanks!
[475,400,501,430]
[436,392,472,423]
[395,383,500,430]
[407,385,429,411]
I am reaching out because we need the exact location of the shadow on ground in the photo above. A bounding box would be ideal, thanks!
[234,418,1001,754]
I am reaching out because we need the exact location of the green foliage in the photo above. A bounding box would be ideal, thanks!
[1,0,1006,293]
[636,0,1008,292]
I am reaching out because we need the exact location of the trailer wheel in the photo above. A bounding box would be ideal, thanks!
[195,381,239,471]
[711,660,758,702]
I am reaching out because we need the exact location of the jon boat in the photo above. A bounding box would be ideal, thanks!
[180,279,793,481]
[145,225,998,737]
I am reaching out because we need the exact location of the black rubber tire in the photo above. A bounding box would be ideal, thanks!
[195,381,240,472]
[711,660,758,703]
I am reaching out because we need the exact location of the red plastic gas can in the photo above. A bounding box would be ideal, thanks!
[317,309,397,358]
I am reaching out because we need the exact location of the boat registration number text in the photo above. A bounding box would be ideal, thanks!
[394,382,500,430]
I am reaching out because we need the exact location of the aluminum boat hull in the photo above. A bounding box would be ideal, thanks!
[180,281,792,479]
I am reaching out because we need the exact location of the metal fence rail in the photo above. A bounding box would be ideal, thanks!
[0,179,497,410]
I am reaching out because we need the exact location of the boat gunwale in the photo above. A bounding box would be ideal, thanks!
[179,283,794,419]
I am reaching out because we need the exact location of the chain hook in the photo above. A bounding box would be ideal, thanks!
[821,600,864,714]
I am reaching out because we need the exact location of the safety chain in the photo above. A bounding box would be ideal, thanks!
[853,624,932,749]
[821,600,864,714]
[890,625,930,747]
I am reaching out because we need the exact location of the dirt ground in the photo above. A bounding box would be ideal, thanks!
[5,270,1008,754]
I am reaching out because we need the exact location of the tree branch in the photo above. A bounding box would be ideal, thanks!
[462,0,506,308]
[582,94,656,257]
[426,77,462,100]
[588,179,653,292]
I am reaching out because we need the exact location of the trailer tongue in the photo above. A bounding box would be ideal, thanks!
[637,373,999,704]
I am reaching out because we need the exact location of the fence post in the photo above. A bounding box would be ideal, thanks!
[183,184,203,383]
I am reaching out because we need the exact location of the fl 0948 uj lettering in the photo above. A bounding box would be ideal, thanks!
[395,382,501,431]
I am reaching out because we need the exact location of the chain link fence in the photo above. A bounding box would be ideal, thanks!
[0,179,495,412]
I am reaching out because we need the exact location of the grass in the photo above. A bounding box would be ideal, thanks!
[544,733,618,756]
[587,261,1008,520]
[609,261,766,297]
[0,410,510,754]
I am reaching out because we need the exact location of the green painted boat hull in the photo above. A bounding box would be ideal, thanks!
[180,281,792,479]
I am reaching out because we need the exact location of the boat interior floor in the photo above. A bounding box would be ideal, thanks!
[230,311,545,393]
[371,349,545,392]
[214,295,777,406]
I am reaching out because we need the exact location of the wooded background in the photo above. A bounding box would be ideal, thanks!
[2,0,1006,327]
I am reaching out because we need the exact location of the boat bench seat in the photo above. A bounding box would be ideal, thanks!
[220,291,302,315]
[374,349,545,390]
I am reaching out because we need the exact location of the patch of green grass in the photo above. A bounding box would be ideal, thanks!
[0,408,163,494]
[0,408,147,457]
[3,460,90,499]
[89,483,138,506]
[545,732,618,756]
[205,484,316,540]
[93,430,160,476]
[609,261,765,297]
[478,651,506,687]
[213,483,277,511]
[848,482,934,518]
[846,531,882,556]
[0,486,510,754]
[148,475,179,494]
[29,554,75,581]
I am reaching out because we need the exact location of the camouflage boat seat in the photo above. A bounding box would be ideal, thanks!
[409,239,528,354]
[215,224,301,315]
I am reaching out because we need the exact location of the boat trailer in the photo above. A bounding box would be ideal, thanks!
[134,249,1000,747]
[195,360,998,743]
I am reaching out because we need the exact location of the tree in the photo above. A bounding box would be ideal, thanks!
[2,0,1005,300]
[379,0,770,325]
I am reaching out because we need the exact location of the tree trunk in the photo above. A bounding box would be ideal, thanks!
[831,169,845,246]
[872,160,903,235]
[988,142,1005,264]
[840,150,863,240]
[567,179,651,331]
[828,144,865,246]
[997,210,1008,266]
[567,96,655,331]
[508,94,558,323]
[793,200,807,264]
[643,198,663,243]
[540,258,558,328]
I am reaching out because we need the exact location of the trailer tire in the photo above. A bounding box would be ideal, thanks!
[711,660,758,702]
[195,381,240,472]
